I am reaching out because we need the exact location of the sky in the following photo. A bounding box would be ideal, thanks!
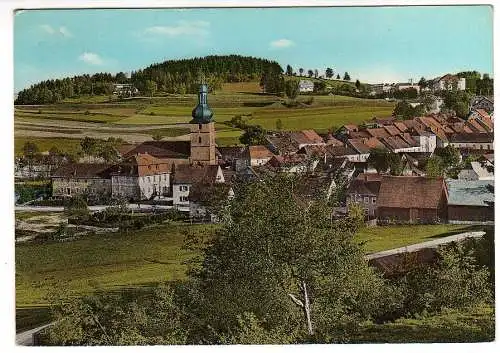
[13,6,493,92]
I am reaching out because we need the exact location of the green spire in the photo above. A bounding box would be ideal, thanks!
[191,84,214,124]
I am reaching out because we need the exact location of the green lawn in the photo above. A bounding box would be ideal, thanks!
[355,224,476,253]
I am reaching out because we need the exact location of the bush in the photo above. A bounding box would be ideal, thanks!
[395,242,493,317]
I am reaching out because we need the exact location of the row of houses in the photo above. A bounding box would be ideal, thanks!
[346,173,494,223]
[369,74,467,96]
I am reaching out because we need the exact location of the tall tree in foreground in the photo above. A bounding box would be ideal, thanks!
[325,67,334,79]
[187,174,391,342]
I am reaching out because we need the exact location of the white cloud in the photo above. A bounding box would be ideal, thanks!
[142,20,211,38]
[39,24,72,38]
[269,39,295,49]
[78,52,103,66]
[59,26,72,37]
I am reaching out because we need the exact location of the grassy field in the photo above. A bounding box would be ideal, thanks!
[15,137,83,156]
[15,223,212,306]
[15,89,395,149]
[355,224,474,253]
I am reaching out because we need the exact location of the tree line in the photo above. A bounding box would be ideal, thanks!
[15,55,284,104]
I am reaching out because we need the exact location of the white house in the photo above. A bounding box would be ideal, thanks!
[171,164,224,208]
[298,80,314,93]
[111,154,171,201]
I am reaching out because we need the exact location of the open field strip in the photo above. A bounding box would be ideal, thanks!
[355,224,474,253]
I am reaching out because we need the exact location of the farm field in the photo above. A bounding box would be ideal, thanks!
[15,89,394,152]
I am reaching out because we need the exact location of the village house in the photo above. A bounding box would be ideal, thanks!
[52,164,113,199]
[346,173,381,218]
[428,74,466,92]
[171,164,225,216]
[111,153,171,201]
[447,132,494,151]
[446,179,494,223]
[266,154,317,173]
[246,145,275,166]
[298,80,314,93]
[470,95,494,114]
[376,176,448,223]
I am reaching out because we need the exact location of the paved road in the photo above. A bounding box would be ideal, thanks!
[365,231,485,260]
[16,322,54,346]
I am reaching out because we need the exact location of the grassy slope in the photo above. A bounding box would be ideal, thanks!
[15,223,212,306]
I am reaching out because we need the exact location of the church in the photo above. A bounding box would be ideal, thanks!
[52,84,226,203]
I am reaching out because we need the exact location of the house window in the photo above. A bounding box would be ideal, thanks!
[372,197,376,204]
[180,185,189,192]
[364,196,369,203]
[147,176,150,182]
[66,188,70,195]
[364,208,369,215]
[180,196,189,202]
[199,124,202,130]
[199,137,202,144]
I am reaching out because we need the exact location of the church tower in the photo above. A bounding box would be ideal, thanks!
[190,84,216,165]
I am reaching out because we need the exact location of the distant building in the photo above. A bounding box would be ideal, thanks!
[246,145,275,166]
[52,164,113,199]
[429,74,466,92]
[298,80,314,93]
[457,161,494,181]
[376,176,448,223]
[346,173,381,218]
[112,83,138,97]
[470,96,494,114]
[446,179,494,223]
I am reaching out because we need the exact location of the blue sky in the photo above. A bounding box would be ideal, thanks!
[14,6,493,92]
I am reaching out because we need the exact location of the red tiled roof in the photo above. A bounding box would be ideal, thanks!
[367,128,391,139]
[348,137,386,154]
[394,122,408,132]
[290,130,324,145]
[248,145,275,159]
[172,164,221,184]
[119,141,190,159]
[377,176,447,209]
[53,163,113,179]
[383,125,401,136]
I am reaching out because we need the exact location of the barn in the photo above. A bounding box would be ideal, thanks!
[376,176,448,224]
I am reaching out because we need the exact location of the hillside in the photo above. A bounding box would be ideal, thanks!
[15,55,283,105]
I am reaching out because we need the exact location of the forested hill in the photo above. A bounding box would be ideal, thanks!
[15,55,283,105]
